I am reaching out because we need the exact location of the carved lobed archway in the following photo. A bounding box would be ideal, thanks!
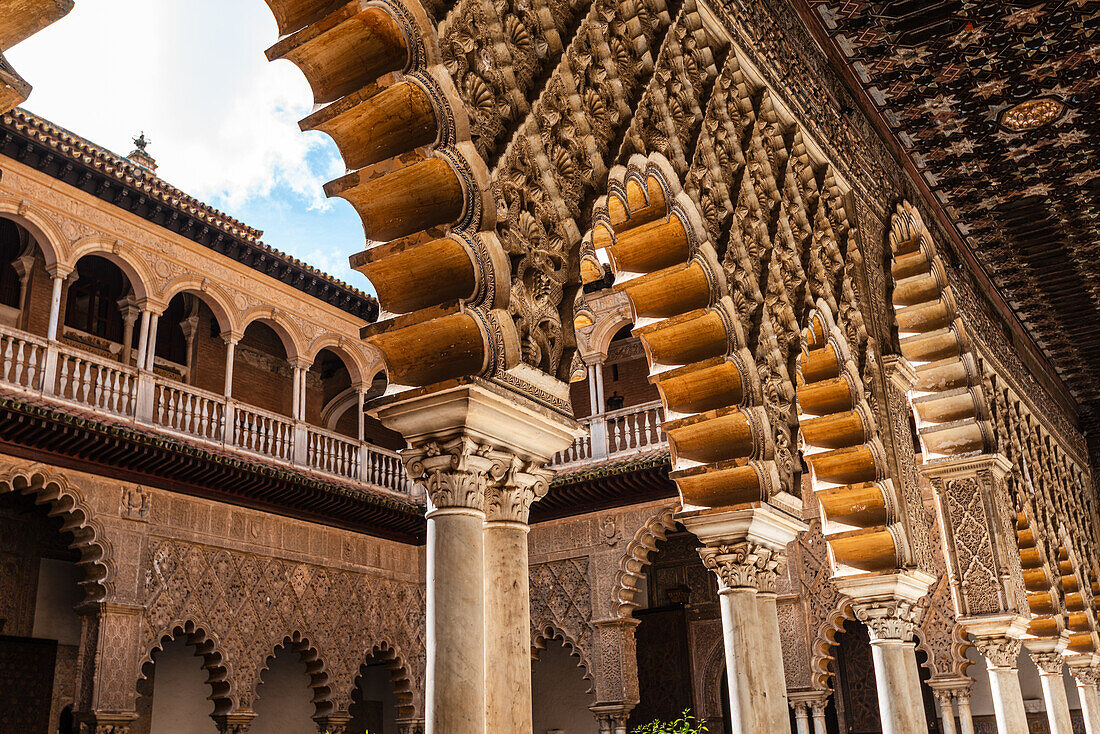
[0,465,112,602]
[888,201,1100,654]
[610,505,678,619]
[138,621,235,717]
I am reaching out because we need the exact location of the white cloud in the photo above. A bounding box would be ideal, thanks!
[6,0,342,212]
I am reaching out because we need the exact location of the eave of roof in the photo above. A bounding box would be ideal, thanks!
[0,107,378,321]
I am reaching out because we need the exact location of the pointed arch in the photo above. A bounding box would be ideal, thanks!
[138,620,235,717]
[610,505,678,619]
[0,464,111,601]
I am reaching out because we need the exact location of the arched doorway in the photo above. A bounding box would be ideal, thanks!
[250,644,318,734]
[348,652,404,734]
[144,637,219,734]
[0,489,84,734]
[628,528,718,731]
[531,635,595,733]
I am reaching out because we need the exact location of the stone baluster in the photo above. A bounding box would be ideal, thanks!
[1029,635,1073,734]
[682,505,805,734]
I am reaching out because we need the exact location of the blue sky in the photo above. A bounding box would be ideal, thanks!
[6,0,371,293]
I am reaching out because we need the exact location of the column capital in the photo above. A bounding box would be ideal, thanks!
[698,540,786,592]
[881,353,918,391]
[46,262,75,279]
[484,458,553,523]
[973,636,1023,669]
[1031,651,1067,675]
[313,713,351,734]
[221,330,244,346]
[212,712,256,734]
[396,721,425,734]
[853,597,924,642]
[403,436,509,512]
[78,712,138,734]
[920,452,1013,481]
[1072,666,1100,686]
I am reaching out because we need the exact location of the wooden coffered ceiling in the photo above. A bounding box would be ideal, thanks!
[795,0,1099,428]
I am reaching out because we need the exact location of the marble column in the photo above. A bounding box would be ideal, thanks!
[790,701,811,734]
[933,690,958,734]
[483,460,550,734]
[376,382,577,734]
[810,700,828,734]
[1030,643,1073,734]
[1069,662,1100,734]
[973,636,1028,734]
[683,504,805,734]
[836,574,936,734]
[955,689,975,734]
[412,438,496,734]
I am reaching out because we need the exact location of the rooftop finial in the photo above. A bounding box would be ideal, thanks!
[127,131,157,172]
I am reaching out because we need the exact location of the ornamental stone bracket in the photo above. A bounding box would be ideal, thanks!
[921,453,1030,619]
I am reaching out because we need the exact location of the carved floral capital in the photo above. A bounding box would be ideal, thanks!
[852,599,924,642]
[484,456,552,523]
[403,436,509,512]
[698,541,786,593]
[973,636,1022,669]
[1072,666,1100,687]
[1030,651,1066,675]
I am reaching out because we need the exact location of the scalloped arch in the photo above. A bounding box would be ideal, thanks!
[252,630,333,718]
[0,464,111,602]
[351,640,419,720]
[611,505,678,619]
[138,619,235,716]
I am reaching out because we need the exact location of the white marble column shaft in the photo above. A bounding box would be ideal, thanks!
[867,637,928,734]
[1073,673,1100,734]
[425,506,485,734]
[934,691,958,734]
[792,703,810,734]
[1033,653,1073,734]
[955,693,975,734]
[810,702,828,734]
[755,591,790,730]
